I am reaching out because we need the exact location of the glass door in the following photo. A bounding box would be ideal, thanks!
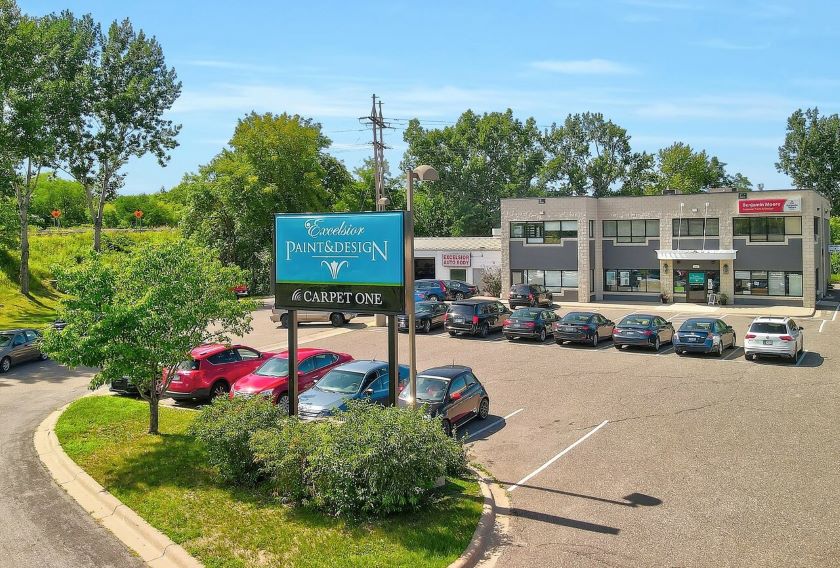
[687,271,706,302]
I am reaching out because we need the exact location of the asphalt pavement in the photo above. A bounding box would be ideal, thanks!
[0,361,143,568]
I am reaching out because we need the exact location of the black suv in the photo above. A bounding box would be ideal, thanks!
[508,284,553,308]
[445,299,511,338]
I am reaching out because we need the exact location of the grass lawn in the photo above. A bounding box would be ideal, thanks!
[56,396,483,568]
[0,229,177,329]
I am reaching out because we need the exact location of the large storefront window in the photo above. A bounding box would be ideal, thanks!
[733,216,801,242]
[735,270,802,296]
[604,269,661,293]
[511,269,579,292]
[511,221,577,243]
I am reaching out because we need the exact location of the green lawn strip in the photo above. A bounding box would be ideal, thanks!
[56,396,482,568]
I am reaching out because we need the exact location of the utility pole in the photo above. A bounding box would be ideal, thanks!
[360,94,389,210]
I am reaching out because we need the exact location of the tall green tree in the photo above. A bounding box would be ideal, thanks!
[42,240,256,434]
[0,3,93,294]
[30,173,91,227]
[402,109,545,236]
[540,112,634,197]
[58,18,181,251]
[777,107,840,213]
[654,142,750,194]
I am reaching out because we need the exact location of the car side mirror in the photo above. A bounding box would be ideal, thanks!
[450,391,462,401]
[364,388,374,396]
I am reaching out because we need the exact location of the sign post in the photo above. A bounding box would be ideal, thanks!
[274,211,406,414]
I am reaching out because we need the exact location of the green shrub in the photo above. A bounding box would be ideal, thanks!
[189,396,283,485]
[306,402,467,517]
[250,418,324,502]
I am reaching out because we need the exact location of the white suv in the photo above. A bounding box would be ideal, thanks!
[743,316,804,362]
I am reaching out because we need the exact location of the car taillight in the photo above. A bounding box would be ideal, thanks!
[745,333,756,339]
[440,282,447,292]
[528,293,534,300]
[472,315,479,324]
[613,327,622,333]
[502,319,510,326]
[643,330,654,336]
[443,313,448,322]
[779,335,793,341]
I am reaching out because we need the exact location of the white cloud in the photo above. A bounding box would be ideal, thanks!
[529,58,637,75]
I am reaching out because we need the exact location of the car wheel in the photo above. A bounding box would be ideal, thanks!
[478,398,490,420]
[730,334,736,349]
[429,295,440,303]
[210,381,229,399]
[478,323,489,338]
[0,357,10,373]
[442,419,453,437]
[591,333,599,347]
[279,314,288,328]
[538,328,546,342]
[39,352,49,361]
[716,342,724,357]
[745,352,755,361]
[653,336,661,351]
[455,292,464,300]
[448,331,457,337]
[277,393,290,415]
[676,350,685,356]
[798,339,804,355]
[614,344,623,350]
[422,319,431,333]
[330,313,345,327]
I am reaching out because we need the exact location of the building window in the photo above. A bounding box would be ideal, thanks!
[815,216,820,238]
[449,268,467,281]
[603,219,659,243]
[672,218,719,237]
[733,216,801,242]
[734,270,802,296]
[589,220,595,238]
[590,269,594,292]
[604,269,661,293]
[511,221,577,243]
[511,269,578,292]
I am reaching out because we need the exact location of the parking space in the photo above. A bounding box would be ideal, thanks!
[267,300,840,567]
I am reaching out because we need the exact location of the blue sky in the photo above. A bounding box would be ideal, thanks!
[25,0,840,194]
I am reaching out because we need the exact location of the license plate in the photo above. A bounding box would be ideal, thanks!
[454,317,464,323]
[763,340,773,345]
[563,326,576,332]
[687,337,698,342]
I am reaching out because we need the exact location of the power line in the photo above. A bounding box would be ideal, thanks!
[359,94,391,210]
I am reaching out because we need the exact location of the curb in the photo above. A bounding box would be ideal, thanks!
[448,468,511,568]
[34,401,203,568]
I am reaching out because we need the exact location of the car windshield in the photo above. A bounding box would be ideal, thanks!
[401,375,450,402]
[681,320,713,332]
[0,333,13,348]
[562,313,592,323]
[750,322,788,334]
[316,369,366,394]
[416,303,433,315]
[254,357,289,377]
[448,304,476,315]
[620,316,652,327]
[177,359,200,371]
[511,308,542,320]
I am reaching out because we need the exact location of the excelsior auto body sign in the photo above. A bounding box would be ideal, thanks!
[274,212,405,314]
[738,197,801,214]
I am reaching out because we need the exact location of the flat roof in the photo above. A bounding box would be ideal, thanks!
[414,236,501,251]
[501,187,830,203]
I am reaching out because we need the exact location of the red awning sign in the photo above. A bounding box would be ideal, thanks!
[738,198,801,214]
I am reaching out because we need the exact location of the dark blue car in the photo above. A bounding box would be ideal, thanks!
[613,314,675,351]
[674,318,736,357]
[296,360,409,420]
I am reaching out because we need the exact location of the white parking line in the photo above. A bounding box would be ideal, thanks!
[466,407,524,441]
[722,347,743,361]
[820,320,827,333]
[795,350,808,367]
[834,304,839,322]
[507,420,609,492]
[666,313,686,321]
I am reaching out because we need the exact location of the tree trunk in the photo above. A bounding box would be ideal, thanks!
[93,209,103,252]
[93,167,109,252]
[148,393,160,435]
[19,208,30,296]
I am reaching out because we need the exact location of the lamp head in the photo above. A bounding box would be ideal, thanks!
[412,165,439,182]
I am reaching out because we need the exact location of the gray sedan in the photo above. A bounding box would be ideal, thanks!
[0,329,47,373]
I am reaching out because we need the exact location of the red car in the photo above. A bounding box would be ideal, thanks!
[165,344,274,402]
[232,284,249,298]
[230,348,353,412]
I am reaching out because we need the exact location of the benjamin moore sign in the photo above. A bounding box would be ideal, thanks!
[274,212,405,314]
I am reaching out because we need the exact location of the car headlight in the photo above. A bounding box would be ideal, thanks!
[673,333,679,341]
[260,389,275,397]
[712,336,720,344]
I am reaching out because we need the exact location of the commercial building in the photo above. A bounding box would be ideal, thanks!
[414,236,501,285]
[501,189,831,308]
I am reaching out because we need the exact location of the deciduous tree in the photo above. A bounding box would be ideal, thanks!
[42,240,256,435]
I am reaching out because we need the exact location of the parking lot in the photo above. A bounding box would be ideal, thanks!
[234,299,840,567]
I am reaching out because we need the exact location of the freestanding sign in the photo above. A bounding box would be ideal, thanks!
[274,211,406,314]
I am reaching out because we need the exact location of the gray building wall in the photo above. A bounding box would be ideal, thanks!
[672,238,720,250]
[733,238,804,271]
[602,240,660,269]
[509,239,579,270]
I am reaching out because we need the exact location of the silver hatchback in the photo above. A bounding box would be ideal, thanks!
[0,329,47,373]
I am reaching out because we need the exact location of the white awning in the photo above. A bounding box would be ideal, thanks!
[656,249,737,261]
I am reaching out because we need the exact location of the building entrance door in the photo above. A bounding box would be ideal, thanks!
[687,271,706,302]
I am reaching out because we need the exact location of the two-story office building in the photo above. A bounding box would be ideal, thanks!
[501,189,831,308]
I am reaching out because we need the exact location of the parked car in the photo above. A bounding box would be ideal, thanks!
[270,307,356,327]
[613,314,674,351]
[743,316,804,362]
[398,301,448,333]
[503,307,558,341]
[674,318,736,357]
[232,284,249,298]
[444,280,479,300]
[297,360,409,420]
[508,284,553,308]
[414,279,448,302]
[553,311,615,346]
[52,320,67,331]
[444,299,511,338]
[0,329,47,373]
[397,365,490,436]
[230,348,352,412]
[164,344,274,402]
[109,377,141,396]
